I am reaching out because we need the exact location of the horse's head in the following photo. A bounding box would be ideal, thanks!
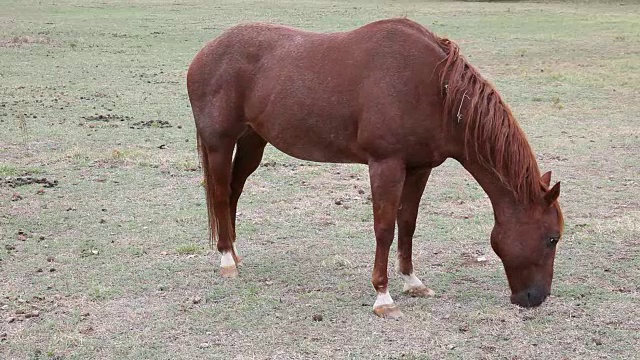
[490,171,564,308]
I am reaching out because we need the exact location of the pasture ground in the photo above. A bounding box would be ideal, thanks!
[1,0,639,359]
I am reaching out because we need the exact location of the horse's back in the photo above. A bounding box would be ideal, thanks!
[188,18,444,95]
[188,19,453,165]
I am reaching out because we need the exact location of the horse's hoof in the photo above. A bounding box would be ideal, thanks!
[404,285,435,298]
[373,304,404,319]
[235,255,244,267]
[220,266,239,278]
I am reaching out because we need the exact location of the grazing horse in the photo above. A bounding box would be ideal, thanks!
[187,18,564,318]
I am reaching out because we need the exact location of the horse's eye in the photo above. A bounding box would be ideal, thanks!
[548,237,559,247]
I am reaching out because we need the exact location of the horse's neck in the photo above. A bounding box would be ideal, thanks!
[461,159,523,223]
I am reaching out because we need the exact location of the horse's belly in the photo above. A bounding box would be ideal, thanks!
[270,140,362,163]
[248,117,365,164]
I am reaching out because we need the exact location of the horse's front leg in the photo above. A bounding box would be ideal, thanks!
[396,167,435,298]
[369,158,406,318]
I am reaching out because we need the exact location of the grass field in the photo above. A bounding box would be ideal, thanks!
[1,0,639,358]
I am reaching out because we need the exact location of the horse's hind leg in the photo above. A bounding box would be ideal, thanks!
[199,136,239,277]
[193,94,245,278]
[229,128,267,256]
[396,167,435,298]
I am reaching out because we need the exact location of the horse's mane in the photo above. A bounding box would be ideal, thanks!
[438,37,542,203]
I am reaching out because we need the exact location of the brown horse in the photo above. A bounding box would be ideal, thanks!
[187,18,564,318]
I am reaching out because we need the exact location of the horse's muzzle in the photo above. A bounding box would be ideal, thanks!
[510,285,549,308]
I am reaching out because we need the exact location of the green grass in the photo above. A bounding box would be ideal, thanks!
[0,165,44,177]
[1,0,639,359]
[175,244,202,255]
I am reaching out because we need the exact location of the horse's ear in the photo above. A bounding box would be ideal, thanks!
[541,171,552,188]
[544,182,561,206]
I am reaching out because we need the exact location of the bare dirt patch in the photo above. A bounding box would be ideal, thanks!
[1,176,58,188]
[129,120,173,129]
[81,114,132,122]
[0,36,56,48]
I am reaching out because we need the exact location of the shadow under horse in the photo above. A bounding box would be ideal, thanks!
[187,18,564,318]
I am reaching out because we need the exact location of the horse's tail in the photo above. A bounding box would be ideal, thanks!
[196,133,219,250]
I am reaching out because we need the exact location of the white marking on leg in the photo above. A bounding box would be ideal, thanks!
[233,243,238,256]
[400,272,425,292]
[373,290,394,310]
[394,261,402,274]
[220,251,235,268]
